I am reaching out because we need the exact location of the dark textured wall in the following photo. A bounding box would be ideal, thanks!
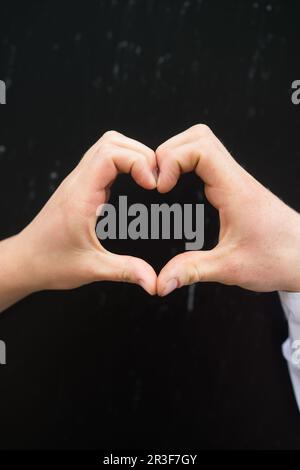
[0,0,300,450]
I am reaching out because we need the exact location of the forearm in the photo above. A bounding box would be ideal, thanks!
[0,234,38,313]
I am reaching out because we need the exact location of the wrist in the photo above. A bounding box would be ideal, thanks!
[278,211,300,292]
[0,233,42,313]
[5,232,42,295]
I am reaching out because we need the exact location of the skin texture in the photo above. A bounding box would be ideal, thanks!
[156,124,300,296]
[0,125,300,312]
[0,131,158,312]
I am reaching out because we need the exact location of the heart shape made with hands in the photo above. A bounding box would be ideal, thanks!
[90,124,237,297]
[20,124,291,298]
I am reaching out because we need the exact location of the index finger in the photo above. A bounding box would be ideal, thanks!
[156,124,240,195]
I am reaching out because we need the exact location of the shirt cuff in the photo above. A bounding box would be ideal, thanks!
[278,291,300,411]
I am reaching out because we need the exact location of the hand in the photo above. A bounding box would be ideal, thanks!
[3,131,158,312]
[156,124,300,296]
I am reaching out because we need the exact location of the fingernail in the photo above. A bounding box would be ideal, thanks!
[161,278,178,296]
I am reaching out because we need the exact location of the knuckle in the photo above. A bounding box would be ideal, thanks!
[120,268,132,283]
[186,269,197,285]
[197,137,212,156]
[156,145,171,163]
[98,142,114,159]
[186,263,200,285]
[184,254,201,284]
[102,130,119,141]
[190,123,212,137]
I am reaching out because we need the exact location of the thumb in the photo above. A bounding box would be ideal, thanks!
[157,248,225,296]
[94,251,157,295]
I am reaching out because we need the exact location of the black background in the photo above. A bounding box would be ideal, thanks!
[0,0,300,450]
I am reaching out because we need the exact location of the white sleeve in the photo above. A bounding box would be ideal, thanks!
[278,291,300,411]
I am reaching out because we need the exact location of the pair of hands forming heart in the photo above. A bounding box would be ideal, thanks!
[17,124,300,300]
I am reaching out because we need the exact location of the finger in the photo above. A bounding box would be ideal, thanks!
[81,131,158,184]
[118,139,158,183]
[156,124,239,194]
[157,248,225,296]
[93,251,157,295]
[80,145,157,198]
[156,124,207,150]
[103,132,156,169]
[117,139,158,184]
